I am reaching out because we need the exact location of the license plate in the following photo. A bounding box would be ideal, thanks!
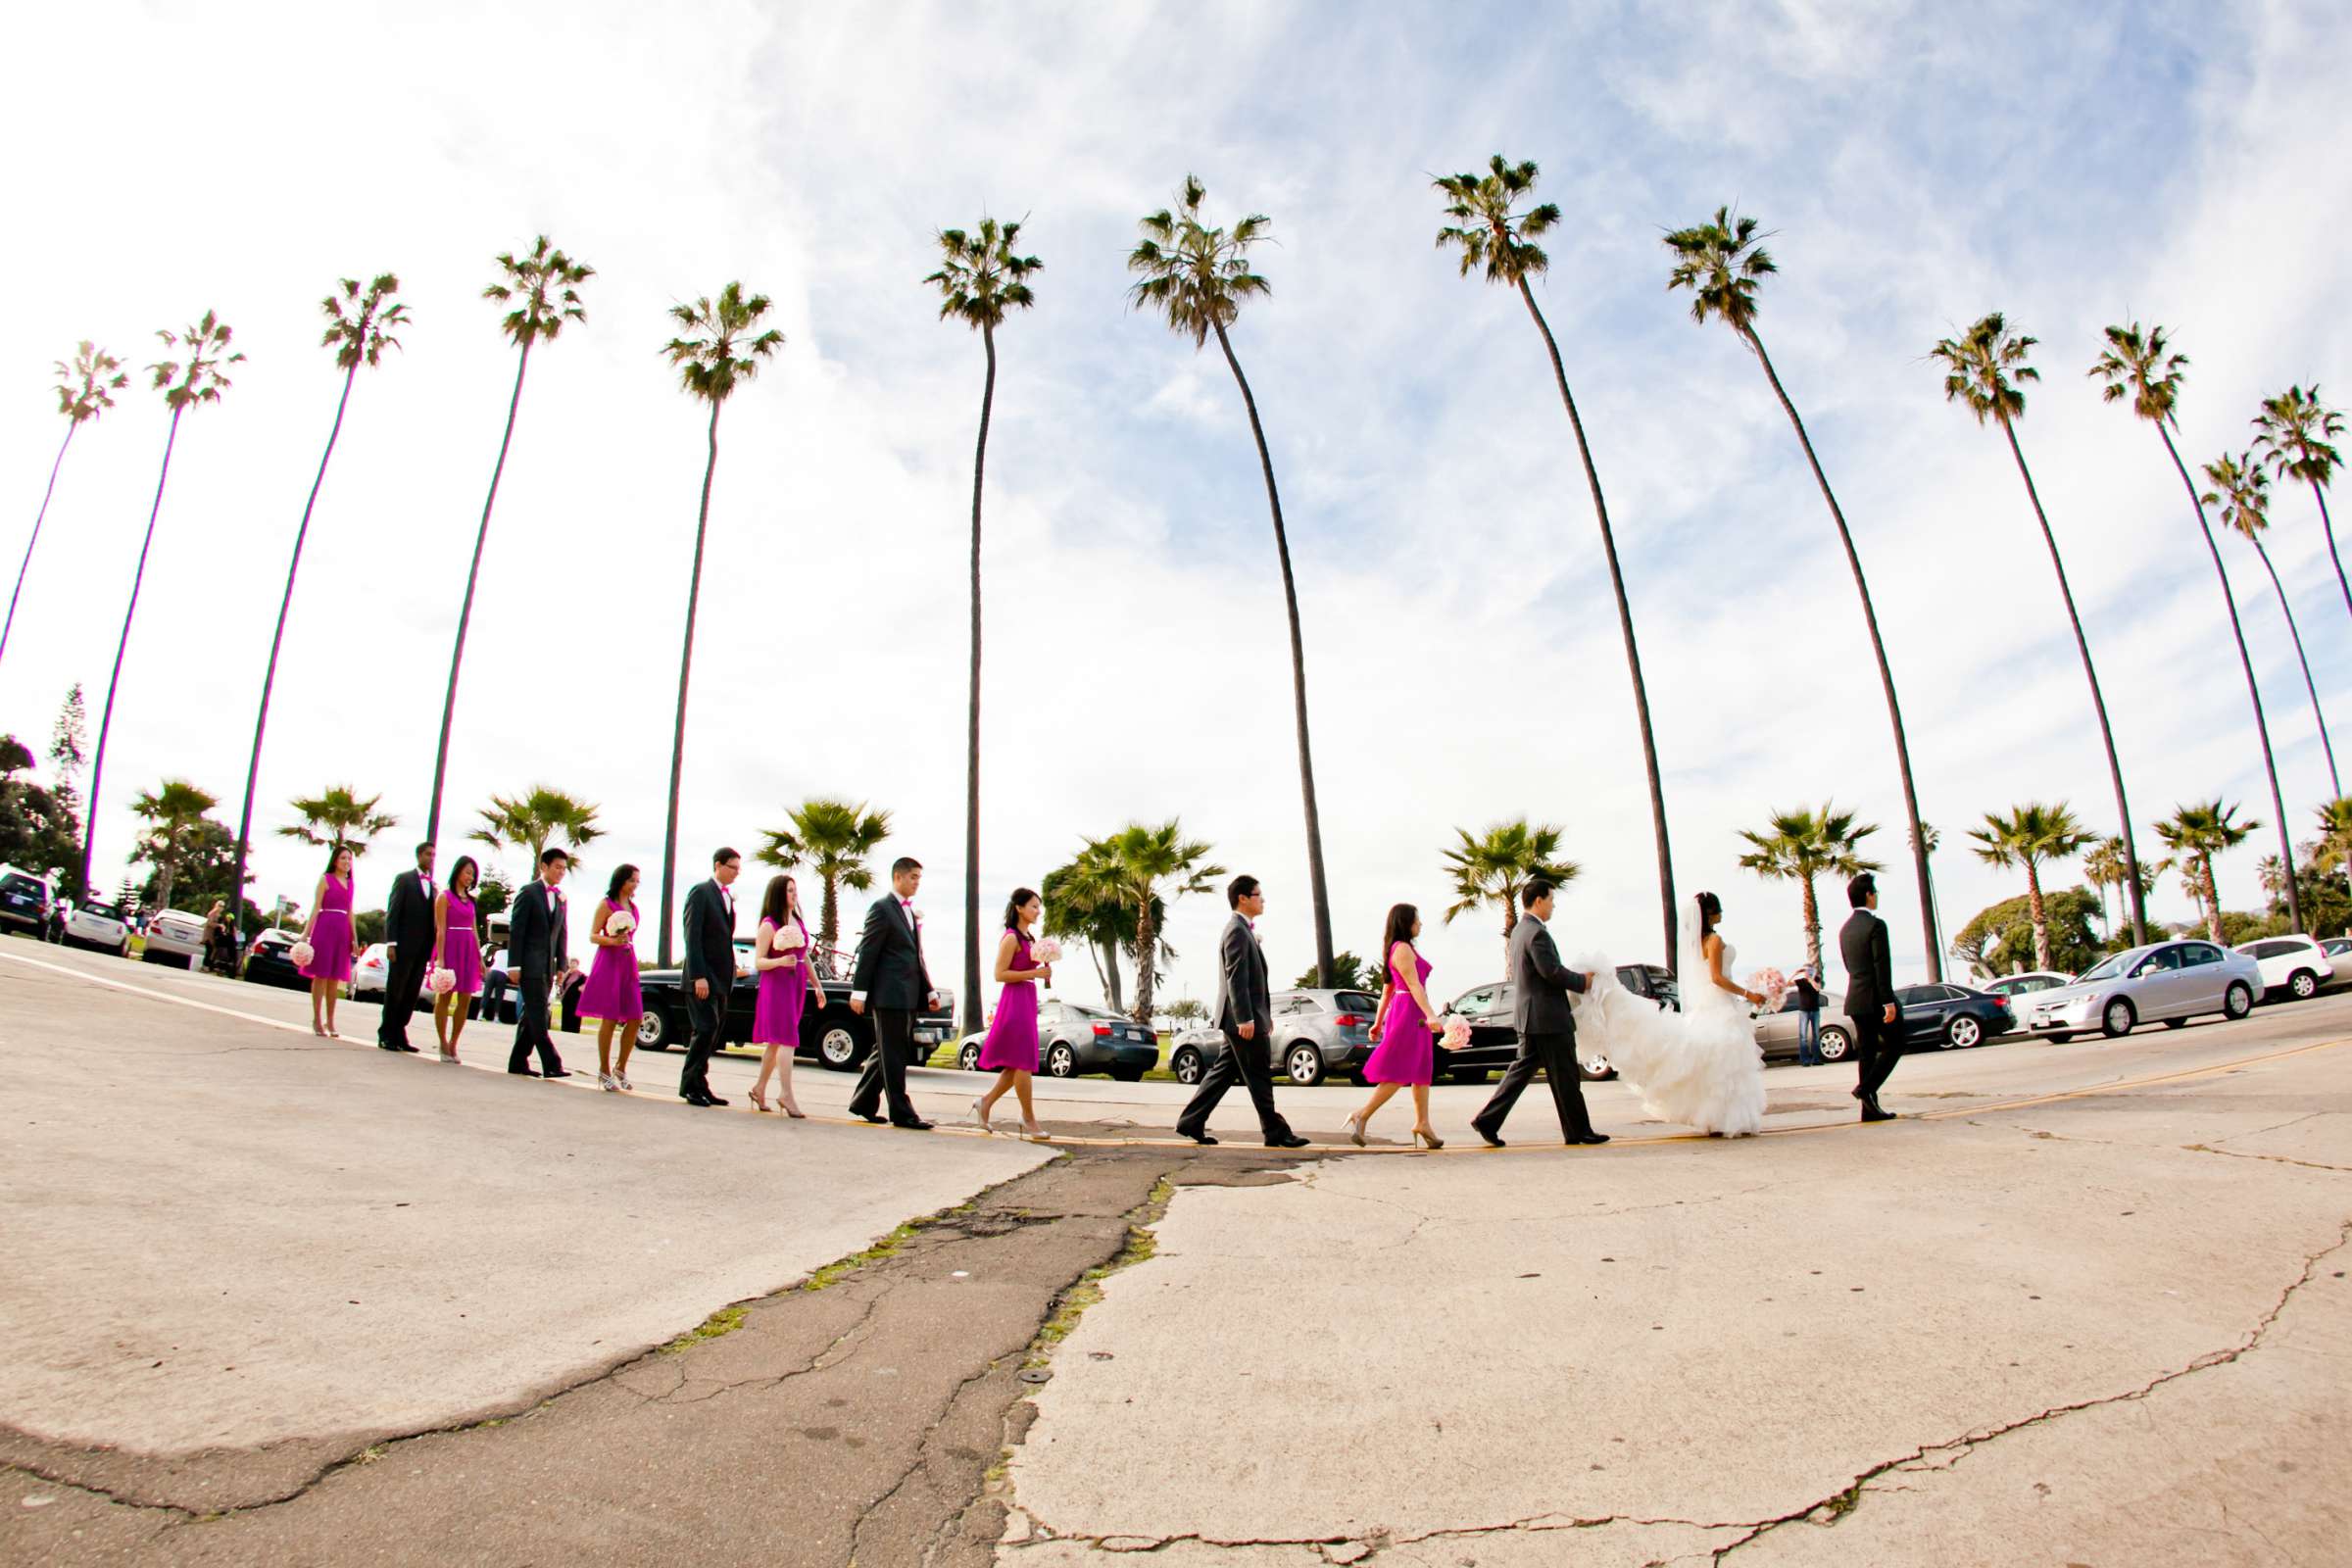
[915,1030,940,1044]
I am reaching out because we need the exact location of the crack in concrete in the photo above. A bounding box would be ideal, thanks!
[1968,1114,2352,1175]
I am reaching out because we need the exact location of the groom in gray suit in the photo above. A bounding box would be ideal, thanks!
[1470,879,1606,1148]
[1175,875,1310,1149]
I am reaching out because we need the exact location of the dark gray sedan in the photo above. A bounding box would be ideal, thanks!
[956,1000,1160,1081]
[1165,989,1380,1087]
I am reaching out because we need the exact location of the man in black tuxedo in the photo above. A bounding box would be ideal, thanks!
[1838,871,1900,1122]
[847,857,937,1130]
[506,848,572,1079]
[1175,875,1309,1149]
[680,846,742,1106]
[377,842,436,1054]
[1471,879,1605,1148]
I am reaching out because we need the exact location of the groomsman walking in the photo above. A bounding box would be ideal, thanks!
[847,857,936,1130]
[679,847,741,1106]
[377,841,436,1054]
[506,848,572,1078]
[1175,875,1309,1149]
[1470,879,1605,1148]
[1838,871,1900,1122]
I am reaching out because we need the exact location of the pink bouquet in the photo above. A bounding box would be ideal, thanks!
[605,908,636,939]
[426,966,457,996]
[1440,1014,1471,1051]
[290,940,316,969]
[773,923,806,952]
[1033,937,1063,964]
[1744,966,1790,1010]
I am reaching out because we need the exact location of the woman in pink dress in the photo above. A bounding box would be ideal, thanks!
[581,862,645,1093]
[973,888,1053,1139]
[1347,903,1446,1149]
[430,856,485,1064]
[750,874,820,1116]
[299,845,358,1039]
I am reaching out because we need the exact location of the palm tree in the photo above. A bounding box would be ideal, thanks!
[2082,835,2158,940]
[468,785,602,872]
[1435,156,1676,968]
[2311,797,2352,879]
[228,275,409,933]
[130,779,218,914]
[2,343,126,673]
[81,313,243,893]
[1041,838,1145,1012]
[1441,820,1581,953]
[425,237,593,847]
[926,217,1041,1034]
[2092,323,2302,931]
[757,798,890,949]
[1664,208,1939,978]
[1932,313,2148,945]
[2204,449,2339,798]
[279,785,399,857]
[2252,385,2346,622]
[1129,176,1335,986]
[1735,803,1884,975]
[2154,798,2257,942]
[1082,819,1221,1025]
[657,282,783,965]
[1967,803,2095,971]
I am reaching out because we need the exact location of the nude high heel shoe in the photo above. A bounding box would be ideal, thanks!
[1412,1128,1445,1151]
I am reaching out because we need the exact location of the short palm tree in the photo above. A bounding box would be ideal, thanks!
[1967,803,2095,971]
[2153,798,2257,942]
[1129,176,1335,986]
[1081,819,1221,1025]
[2252,385,2345,622]
[2092,323,2300,931]
[130,779,218,914]
[2,343,126,672]
[1665,208,1939,978]
[2204,449,2338,798]
[758,798,891,949]
[1442,820,1581,952]
[1041,839,1149,1012]
[425,237,594,846]
[228,275,409,927]
[927,217,1041,1033]
[468,785,603,872]
[1436,156,1676,968]
[280,785,398,857]
[1932,312,2148,944]
[82,312,243,893]
[1735,803,1883,975]
[2310,797,2352,879]
[657,282,783,964]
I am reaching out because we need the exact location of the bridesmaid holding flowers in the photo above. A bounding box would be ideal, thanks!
[750,873,819,1116]
[430,856,485,1063]
[973,888,1054,1140]
[298,844,359,1039]
[581,863,646,1093]
[1346,903,1449,1150]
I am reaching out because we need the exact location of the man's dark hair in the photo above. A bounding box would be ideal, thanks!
[1522,879,1555,909]
[415,841,434,860]
[1847,871,1876,908]
[538,847,569,867]
[1226,874,1259,908]
[891,856,922,876]
[713,846,740,866]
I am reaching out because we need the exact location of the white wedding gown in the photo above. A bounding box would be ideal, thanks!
[1568,899,1766,1138]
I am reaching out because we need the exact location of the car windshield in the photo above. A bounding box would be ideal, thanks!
[1,873,42,894]
[1336,992,1379,1013]
[80,903,122,920]
[2076,953,2132,983]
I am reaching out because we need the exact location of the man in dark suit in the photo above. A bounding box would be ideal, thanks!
[1471,879,1606,1148]
[1838,871,1900,1122]
[506,848,572,1079]
[377,842,437,1054]
[847,857,936,1129]
[1175,875,1310,1150]
[680,846,742,1106]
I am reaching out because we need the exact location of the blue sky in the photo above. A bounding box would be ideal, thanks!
[1,0,2345,1006]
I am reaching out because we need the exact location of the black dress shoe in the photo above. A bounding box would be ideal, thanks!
[395,1042,420,1054]
[509,1067,541,1077]
[854,1111,887,1125]
[542,1068,574,1080]
[1471,1124,1505,1149]
[683,1092,713,1105]
[377,1041,404,1053]
[1862,1104,1897,1122]
[1265,1132,1310,1150]
[1179,1129,1218,1146]
[892,1117,934,1131]
[706,1095,730,1107]
[1574,1132,1611,1145]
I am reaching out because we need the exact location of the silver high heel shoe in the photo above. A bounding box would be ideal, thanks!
[972,1097,994,1134]
[1412,1128,1446,1151]
[1346,1112,1369,1148]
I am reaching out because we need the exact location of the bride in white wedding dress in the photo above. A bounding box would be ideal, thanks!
[1569,892,1768,1138]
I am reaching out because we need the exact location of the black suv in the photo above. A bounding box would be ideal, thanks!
[1433,964,1667,1084]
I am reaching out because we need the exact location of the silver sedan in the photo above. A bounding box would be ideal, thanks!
[2020,938,2260,1039]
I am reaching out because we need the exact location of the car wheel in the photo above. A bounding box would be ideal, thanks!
[2101,998,2136,1038]
[1817,1026,1851,1062]
[1284,1043,1325,1087]
[1171,1047,1203,1086]
[1045,1042,1079,1078]
[1945,1016,1983,1050]
[2288,968,2319,1000]
[1578,1054,1616,1081]
[2225,981,2255,1020]
[818,1025,863,1071]
[957,1041,982,1071]
[1109,1064,1146,1083]
[634,1007,672,1052]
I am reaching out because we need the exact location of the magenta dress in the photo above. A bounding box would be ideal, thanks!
[301,874,355,983]
[753,916,812,1047]
[437,893,484,996]
[1364,946,1436,1086]
[579,899,643,1023]
[977,929,1043,1071]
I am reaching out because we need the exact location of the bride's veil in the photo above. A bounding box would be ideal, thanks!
[1676,893,1708,993]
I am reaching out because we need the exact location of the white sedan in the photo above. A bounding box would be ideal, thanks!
[2232,935,2335,1001]
[63,900,131,956]
[140,907,209,969]
[350,942,432,1001]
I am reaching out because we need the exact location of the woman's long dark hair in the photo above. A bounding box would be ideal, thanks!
[1696,891,1722,939]
[322,843,353,876]
[1004,887,1040,931]
[1377,903,1419,979]
[760,873,801,929]
[449,856,479,896]
[607,862,638,903]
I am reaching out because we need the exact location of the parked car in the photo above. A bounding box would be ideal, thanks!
[954,1000,1161,1080]
[2232,934,2334,1001]
[2321,937,2352,961]
[1163,988,1378,1088]
[0,864,53,938]
[1891,983,2014,1050]
[1981,970,2074,1003]
[241,927,310,991]
[63,899,131,956]
[2022,939,2261,1039]
[140,907,208,969]
[350,941,437,1001]
[1751,988,1853,1063]
[634,936,956,1071]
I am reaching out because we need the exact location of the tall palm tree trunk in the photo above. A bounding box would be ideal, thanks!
[0,422,76,673]
[229,365,360,925]
[2160,426,2303,931]
[1517,279,1677,969]
[1210,318,1335,986]
[426,340,533,847]
[2248,536,2340,797]
[1133,901,1158,1024]
[2002,418,2148,944]
[658,401,723,966]
[1800,875,1820,974]
[2025,862,2049,970]
[1742,327,1940,978]
[2312,483,2350,626]
[819,874,839,950]
[81,408,185,891]
[960,323,997,1035]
